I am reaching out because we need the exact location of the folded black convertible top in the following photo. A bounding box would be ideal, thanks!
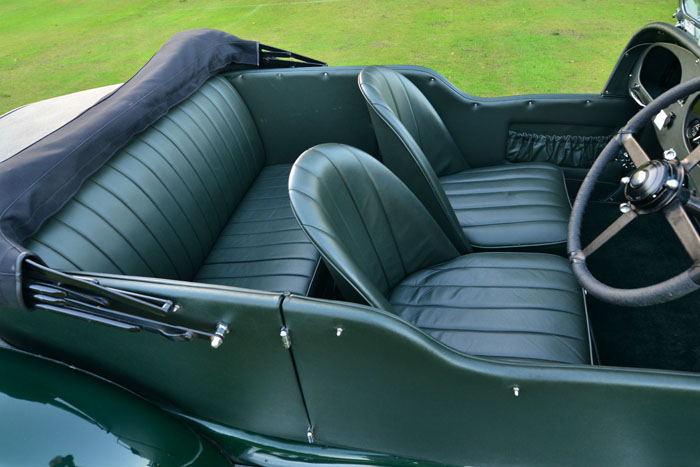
[0,29,323,309]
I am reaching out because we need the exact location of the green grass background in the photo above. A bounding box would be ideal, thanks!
[0,0,675,114]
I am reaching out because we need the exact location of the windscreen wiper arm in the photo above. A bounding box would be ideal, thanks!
[22,260,229,346]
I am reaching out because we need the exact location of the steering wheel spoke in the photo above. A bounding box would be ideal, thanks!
[663,201,700,263]
[685,195,700,218]
[582,210,638,257]
[681,144,700,171]
[621,133,651,168]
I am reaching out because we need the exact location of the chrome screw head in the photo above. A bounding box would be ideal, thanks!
[280,327,292,349]
[210,335,223,348]
[210,322,229,348]
[664,149,677,160]
[619,203,632,213]
[665,179,680,190]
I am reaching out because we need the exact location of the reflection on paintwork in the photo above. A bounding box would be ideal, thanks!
[49,455,77,467]
[0,348,227,467]
[0,392,153,466]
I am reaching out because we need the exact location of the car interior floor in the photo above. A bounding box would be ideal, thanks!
[582,200,700,372]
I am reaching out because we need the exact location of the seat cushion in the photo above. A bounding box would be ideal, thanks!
[389,252,590,364]
[196,164,321,295]
[440,163,571,250]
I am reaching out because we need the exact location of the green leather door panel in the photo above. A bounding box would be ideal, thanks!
[227,65,636,173]
[282,295,700,466]
[396,66,639,169]
[226,67,379,166]
[0,277,310,442]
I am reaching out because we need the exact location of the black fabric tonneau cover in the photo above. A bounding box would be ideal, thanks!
[0,29,262,309]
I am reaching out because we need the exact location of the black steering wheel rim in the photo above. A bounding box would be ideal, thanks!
[568,76,700,306]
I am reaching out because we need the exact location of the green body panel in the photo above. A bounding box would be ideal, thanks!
[282,295,700,466]
[0,347,229,466]
[187,417,450,466]
[0,275,310,442]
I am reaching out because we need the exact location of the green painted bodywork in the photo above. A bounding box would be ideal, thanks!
[0,347,229,466]
[187,417,451,466]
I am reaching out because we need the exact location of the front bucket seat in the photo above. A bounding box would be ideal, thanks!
[358,65,571,253]
[289,143,591,364]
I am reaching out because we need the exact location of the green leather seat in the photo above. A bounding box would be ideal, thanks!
[358,65,571,252]
[194,164,321,295]
[289,143,590,364]
[27,75,320,296]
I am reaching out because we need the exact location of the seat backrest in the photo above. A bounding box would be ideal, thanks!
[289,143,459,311]
[358,66,470,253]
[26,75,265,280]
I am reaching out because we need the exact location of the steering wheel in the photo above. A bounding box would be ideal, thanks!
[568,76,700,306]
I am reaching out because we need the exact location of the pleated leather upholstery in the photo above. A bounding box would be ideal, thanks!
[440,163,571,249]
[195,164,321,294]
[290,143,590,364]
[390,253,590,364]
[27,76,320,295]
[359,65,571,251]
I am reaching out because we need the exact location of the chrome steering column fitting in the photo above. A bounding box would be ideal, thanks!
[622,159,686,214]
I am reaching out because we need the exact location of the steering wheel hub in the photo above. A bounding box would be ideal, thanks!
[624,159,684,213]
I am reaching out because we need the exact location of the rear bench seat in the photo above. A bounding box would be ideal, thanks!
[25,75,322,296]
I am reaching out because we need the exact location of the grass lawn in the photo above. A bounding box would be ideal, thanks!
[0,0,676,115]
